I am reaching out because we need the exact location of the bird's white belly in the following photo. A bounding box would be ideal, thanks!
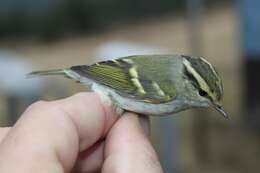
[92,83,186,116]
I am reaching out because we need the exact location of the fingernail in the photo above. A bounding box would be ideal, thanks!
[138,115,150,136]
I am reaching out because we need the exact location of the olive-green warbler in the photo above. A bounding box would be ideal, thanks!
[28,54,228,119]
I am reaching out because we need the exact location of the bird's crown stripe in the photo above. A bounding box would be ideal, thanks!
[183,58,214,98]
[199,57,218,79]
[199,57,223,94]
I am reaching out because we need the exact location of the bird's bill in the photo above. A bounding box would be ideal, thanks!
[212,105,229,119]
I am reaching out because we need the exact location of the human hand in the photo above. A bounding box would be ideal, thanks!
[0,92,163,173]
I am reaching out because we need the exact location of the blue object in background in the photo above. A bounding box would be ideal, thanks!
[240,0,260,58]
[240,0,260,132]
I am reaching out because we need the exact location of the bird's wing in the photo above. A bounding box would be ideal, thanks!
[70,58,176,103]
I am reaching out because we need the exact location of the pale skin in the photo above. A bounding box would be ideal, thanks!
[0,92,163,173]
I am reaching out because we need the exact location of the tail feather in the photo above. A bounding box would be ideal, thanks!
[26,69,65,78]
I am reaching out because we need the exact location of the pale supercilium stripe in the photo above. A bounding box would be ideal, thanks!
[183,58,214,98]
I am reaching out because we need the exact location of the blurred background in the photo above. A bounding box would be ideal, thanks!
[0,0,259,172]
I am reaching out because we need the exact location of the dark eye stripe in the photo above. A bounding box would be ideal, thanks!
[183,65,214,101]
[183,55,222,100]
[182,55,223,102]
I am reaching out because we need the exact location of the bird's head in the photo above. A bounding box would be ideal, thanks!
[181,55,228,119]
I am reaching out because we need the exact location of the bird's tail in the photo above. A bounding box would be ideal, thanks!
[26,69,65,78]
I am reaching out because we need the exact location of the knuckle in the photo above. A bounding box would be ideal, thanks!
[74,92,97,102]
[74,92,88,98]
[27,100,49,112]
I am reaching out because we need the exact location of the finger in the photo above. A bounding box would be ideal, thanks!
[0,92,119,173]
[52,92,118,151]
[102,113,163,173]
[0,127,10,143]
[73,140,105,173]
[72,115,152,173]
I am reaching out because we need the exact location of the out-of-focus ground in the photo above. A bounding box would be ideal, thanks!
[1,5,259,173]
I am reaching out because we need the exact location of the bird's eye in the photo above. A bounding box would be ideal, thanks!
[199,89,207,97]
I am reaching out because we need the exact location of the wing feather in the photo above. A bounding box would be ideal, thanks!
[70,58,175,103]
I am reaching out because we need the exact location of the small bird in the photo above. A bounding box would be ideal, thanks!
[27,54,228,119]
